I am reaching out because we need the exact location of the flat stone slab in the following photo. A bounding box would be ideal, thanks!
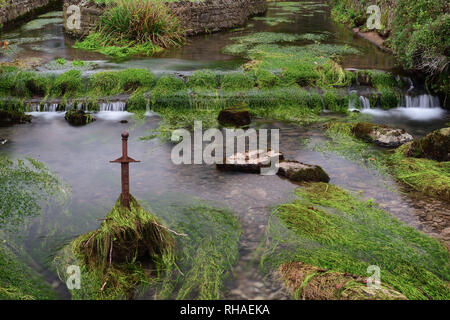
[217,150,330,183]
[217,149,283,173]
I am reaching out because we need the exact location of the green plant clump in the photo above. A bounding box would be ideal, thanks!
[74,0,185,58]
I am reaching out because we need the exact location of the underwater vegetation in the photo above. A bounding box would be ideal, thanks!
[319,122,450,202]
[55,196,241,300]
[262,182,450,300]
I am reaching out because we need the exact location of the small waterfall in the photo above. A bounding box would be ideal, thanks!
[403,94,440,109]
[99,101,127,112]
[359,96,371,109]
[28,103,60,112]
[26,100,128,112]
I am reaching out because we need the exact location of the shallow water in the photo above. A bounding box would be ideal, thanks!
[0,0,448,299]
[1,0,398,74]
[1,111,448,299]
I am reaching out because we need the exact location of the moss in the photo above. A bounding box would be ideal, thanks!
[151,75,189,110]
[378,87,400,109]
[64,109,95,126]
[0,109,31,124]
[350,122,386,142]
[322,88,349,113]
[280,261,406,300]
[230,32,303,45]
[117,68,155,91]
[52,70,84,98]
[262,183,450,300]
[278,161,330,183]
[127,89,149,112]
[217,106,251,127]
[90,71,121,96]
[67,195,174,299]
[88,69,155,97]
[187,69,219,90]
[251,68,281,89]
[402,127,450,162]
[321,121,450,202]
[389,148,450,201]
[221,73,255,91]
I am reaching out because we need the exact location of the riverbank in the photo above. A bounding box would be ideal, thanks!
[328,0,449,107]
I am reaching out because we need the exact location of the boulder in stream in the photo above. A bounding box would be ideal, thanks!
[217,150,330,183]
[351,122,413,148]
[402,127,450,162]
[65,109,96,126]
[0,110,31,125]
[218,107,251,127]
[277,160,330,183]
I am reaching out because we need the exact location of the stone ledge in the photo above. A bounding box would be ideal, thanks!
[63,0,267,38]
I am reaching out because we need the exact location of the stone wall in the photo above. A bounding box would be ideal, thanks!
[0,0,58,27]
[63,0,267,38]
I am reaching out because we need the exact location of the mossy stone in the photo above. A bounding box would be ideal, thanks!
[0,110,31,125]
[64,109,95,126]
[218,107,251,127]
[403,127,450,162]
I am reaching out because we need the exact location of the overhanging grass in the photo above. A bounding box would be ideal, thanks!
[262,182,450,300]
[318,121,450,201]
[56,195,175,300]
[54,197,241,300]
[74,0,185,58]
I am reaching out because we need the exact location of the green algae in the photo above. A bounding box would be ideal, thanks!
[261,182,450,300]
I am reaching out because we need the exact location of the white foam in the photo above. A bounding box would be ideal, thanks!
[94,111,132,121]
[361,107,447,121]
[26,111,65,120]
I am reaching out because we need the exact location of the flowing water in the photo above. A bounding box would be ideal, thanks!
[0,0,449,300]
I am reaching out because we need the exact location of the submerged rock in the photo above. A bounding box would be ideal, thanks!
[280,261,407,300]
[277,161,330,183]
[0,110,31,125]
[351,122,413,148]
[402,127,450,162]
[64,109,95,126]
[218,107,251,127]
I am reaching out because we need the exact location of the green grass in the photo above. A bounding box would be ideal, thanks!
[75,0,185,58]
[0,156,68,300]
[221,73,255,91]
[0,242,56,300]
[52,70,84,98]
[0,156,68,229]
[187,69,219,90]
[262,182,450,300]
[54,197,241,300]
[318,121,450,201]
